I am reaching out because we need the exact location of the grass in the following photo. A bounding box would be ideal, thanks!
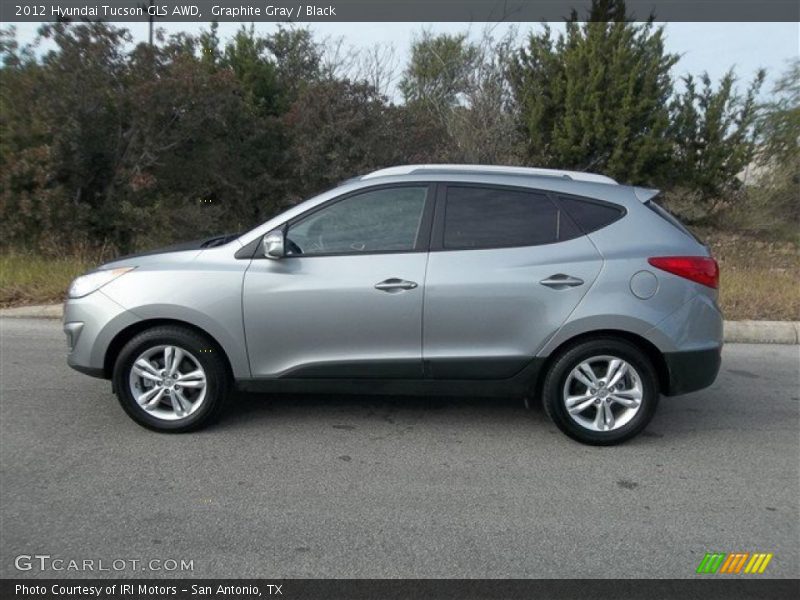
[0,253,96,308]
[699,230,800,322]
[1,232,798,320]
[720,269,798,321]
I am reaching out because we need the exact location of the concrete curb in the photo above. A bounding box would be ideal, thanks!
[0,304,64,319]
[1,304,798,345]
[723,320,800,345]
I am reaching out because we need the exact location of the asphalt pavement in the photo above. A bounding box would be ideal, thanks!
[1,318,798,579]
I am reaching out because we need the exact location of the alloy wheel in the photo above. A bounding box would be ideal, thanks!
[128,345,207,421]
[562,355,644,432]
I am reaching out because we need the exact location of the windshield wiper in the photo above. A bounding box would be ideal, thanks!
[201,233,240,248]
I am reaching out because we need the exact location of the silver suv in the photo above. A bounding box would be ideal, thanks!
[64,165,722,444]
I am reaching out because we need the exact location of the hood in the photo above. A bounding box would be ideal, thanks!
[100,233,241,269]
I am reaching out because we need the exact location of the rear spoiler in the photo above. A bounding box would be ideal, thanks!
[637,187,704,245]
[633,187,660,203]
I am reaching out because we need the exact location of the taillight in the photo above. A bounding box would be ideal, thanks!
[648,256,719,289]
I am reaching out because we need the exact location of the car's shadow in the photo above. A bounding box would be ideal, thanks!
[221,390,545,426]
[208,387,735,446]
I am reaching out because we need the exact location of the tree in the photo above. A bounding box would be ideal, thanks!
[668,69,764,212]
[0,23,288,252]
[398,27,525,164]
[282,79,394,199]
[746,59,800,236]
[400,31,478,110]
[758,59,799,169]
[440,27,525,164]
[219,26,282,116]
[509,0,678,184]
[0,27,74,248]
[0,22,137,249]
[265,26,322,104]
[2,15,789,255]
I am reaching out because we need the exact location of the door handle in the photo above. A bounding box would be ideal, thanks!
[540,274,584,289]
[374,278,418,292]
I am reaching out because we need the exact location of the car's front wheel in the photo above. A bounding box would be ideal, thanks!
[113,326,230,432]
[542,338,659,445]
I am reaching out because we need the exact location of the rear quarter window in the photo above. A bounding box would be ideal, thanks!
[557,195,626,234]
[645,200,704,244]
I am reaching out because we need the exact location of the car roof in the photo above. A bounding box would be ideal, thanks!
[360,164,618,185]
[235,165,648,248]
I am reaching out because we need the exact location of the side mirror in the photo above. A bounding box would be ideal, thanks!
[262,229,285,259]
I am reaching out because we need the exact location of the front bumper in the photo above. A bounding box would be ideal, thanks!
[662,346,722,396]
[63,291,139,379]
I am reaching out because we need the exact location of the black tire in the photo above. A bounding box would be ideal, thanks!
[112,326,230,432]
[542,337,659,445]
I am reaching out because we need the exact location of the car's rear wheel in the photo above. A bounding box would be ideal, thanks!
[542,338,659,445]
[113,326,229,432]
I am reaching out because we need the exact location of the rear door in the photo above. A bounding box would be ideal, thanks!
[422,183,603,379]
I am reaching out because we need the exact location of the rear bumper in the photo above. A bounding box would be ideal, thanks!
[662,346,722,396]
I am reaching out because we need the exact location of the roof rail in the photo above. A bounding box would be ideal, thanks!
[361,164,617,185]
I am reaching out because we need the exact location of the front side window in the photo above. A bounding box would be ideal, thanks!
[443,186,580,250]
[286,186,428,255]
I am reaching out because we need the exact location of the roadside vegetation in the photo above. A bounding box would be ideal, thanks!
[699,231,799,321]
[0,0,797,319]
[0,253,93,307]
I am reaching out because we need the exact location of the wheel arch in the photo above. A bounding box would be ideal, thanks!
[535,329,670,397]
[104,319,234,383]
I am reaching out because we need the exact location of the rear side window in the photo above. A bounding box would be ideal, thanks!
[645,200,703,243]
[443,186,580,250]
[557,195,625,233]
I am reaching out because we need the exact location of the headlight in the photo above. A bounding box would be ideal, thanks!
[68,267,136,299]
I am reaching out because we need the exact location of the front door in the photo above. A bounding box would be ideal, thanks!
[242,184,434,378]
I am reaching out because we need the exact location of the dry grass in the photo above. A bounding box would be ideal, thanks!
[0,253,96,308]
[699,230,800,321]
[1,233,798,320]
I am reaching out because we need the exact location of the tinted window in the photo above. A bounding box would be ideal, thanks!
[558,195,625,233]
[645,200,703,243]
[443,186,580,250]
[286,186,428,255]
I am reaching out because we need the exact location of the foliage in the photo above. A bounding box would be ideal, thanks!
[726,59,800,239]
[282,79,394,200]
[668,69,764,210]
[0,23,303,252]
[698,228,800,321]
[0,251,97,307]
[399,31,478,110]
[758,58,800,165]
[0,3,792,257]
[509,1,678,185]
[400,27,525,164]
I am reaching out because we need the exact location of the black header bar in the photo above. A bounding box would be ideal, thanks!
[2,579,799,600]
[1,1,799,23]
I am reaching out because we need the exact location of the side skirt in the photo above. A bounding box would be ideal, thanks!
[236,359,546,398]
